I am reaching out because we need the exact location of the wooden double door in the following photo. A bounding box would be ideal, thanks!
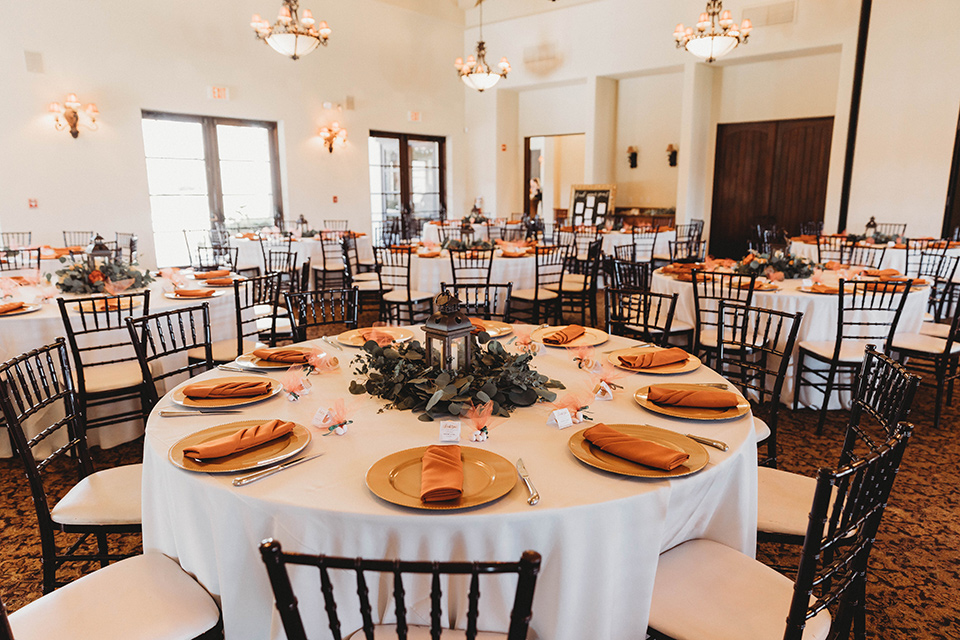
[709,116,833,258]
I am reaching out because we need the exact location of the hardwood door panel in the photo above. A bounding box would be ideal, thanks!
[771,117,833,238]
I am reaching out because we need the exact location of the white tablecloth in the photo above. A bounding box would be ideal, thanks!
[0,278,236,456]
[234,237,374,272]
[421,222,509,245]
[600,230,675,258]
[142,329,757,640]
[650,270,928,408]
[789,240,960,277]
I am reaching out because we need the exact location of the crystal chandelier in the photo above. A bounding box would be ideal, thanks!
[251,0,330,61]
[454,0,510,92]
[674,0,752,63]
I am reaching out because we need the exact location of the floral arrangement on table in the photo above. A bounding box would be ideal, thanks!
[462,205,487,224]
[54,257,154,294]
[348,334,565,421]
[733,249,814,280]
[846,232,900,245]
[441,239,496,252]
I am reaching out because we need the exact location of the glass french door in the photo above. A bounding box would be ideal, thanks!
[369,131,446,230]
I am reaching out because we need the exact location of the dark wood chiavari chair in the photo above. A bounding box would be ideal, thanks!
[323,219,348,231]
[0,339,141,594]
[266,249,302,296]
[509,245,570,325]
[0,248,41,272]
[499,222,525,243]
[794,280,911,433]
[690,270,757,367]
[440,282,513,322]
[610,257,651,289]
[375,246,433,324]
[195,245,238,272]
[920,253,960,337]
[630,227,659,263]
[554,238,602,326]
[259,539,541,640]
[817,235,848,264]
[0,232,31,250]
[284,287,359,342]
[846,244,887,269]
[668,239,706,262]
[448,248,494,286]
[798,220,823,236]
[874,222,907,238]
[63,230,94,247]
[115,232,138,263]
[312,231,349,289]
[605,288,678,347]
[259,234,293,265]
[903,238,946,277]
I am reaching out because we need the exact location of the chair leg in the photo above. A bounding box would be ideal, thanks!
[793,351,805,411]
[816,362,840,435]
[96,532,109,569]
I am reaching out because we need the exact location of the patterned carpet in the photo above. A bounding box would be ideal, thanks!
[0,311,957,638]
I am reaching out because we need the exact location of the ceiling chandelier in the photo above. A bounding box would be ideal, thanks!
[251,0,330,60]
[674,0,752,63]
[454,0,510,92]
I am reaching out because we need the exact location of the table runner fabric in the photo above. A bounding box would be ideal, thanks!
[141,328,757,640]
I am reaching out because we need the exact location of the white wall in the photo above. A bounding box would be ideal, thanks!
[0,0,466,267]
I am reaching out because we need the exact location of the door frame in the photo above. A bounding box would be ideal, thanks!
[941,105,960,238]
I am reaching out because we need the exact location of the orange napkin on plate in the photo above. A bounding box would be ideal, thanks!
[360,327,394,346]
[175,288,215,298]
[252,348,309,364]
[583,423,689,471]
[205,277,234,286]
[822,262,848,271]
[864,268,900,278]
[543,325,585,345]
[418,251,441,258]
[182,419,294,460]
[196,270,230,279]
[648,385,740,409]
[810,283,840,294]
[0,302,25,315]
[470,318,487,334]
[420,445,463,502]
[182,380,273,399]
[619,347,689,370]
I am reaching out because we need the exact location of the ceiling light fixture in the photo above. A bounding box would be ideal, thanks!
[251,0,330,61]
[674,0,751,63]
[454,0,510,92]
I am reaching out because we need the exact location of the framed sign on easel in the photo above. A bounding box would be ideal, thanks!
[569,184,616,227]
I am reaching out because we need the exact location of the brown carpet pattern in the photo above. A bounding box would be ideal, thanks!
[0,305,957,638]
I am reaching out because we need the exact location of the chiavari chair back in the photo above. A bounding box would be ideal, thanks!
[0,232,31,250]
[313,231,349,289]
[323,219,348,231]
[903,238,946,277]
[846,244,887,269]
[690,270,757,366]
[668,239,706,263]
[0,248,41,272]
[375,247,432,324]
[284,288,359,342]
[195,245,238,272]
[63,231,94,247]
[874,222,907,238]
[610,258,651,290]
[441,282,513,322]
[817,235,848,263]
[448,248,494,286]
[605,288,678,347]
[115,232,139,263]
[509,244,570,325]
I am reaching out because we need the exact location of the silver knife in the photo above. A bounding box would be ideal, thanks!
[217,364,270,375]
[232,452,324,486]
[322,336,343,351]
[695,382,729,390]
[516,458,540,506]
[684,434,729,451]
[159,409,243,417]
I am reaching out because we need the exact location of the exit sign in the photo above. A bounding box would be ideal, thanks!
[408,111,421,122]
[208,86,230,101]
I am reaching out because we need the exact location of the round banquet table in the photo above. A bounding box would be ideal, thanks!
[789,240,960,277]
[141,328,758,640]
[600,229,675,259]
[650,269,929,409]
[234,236,375,272]
[0,278,236,456]
[409,251,537,294]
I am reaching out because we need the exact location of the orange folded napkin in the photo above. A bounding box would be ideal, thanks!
[811,283,840,294]
[618,347,689,370]
[390,245,414,253]
[583,423,689,471]
[501,250,527,258]
[205,277,234,286]
[252,348,309,363]
[647,385,740,409]
[470,318,487,334]
[196,269,230,279]
[865,268,900,278]
[0,302,25,315]
[543,325,585,345]
[673,272,694,282]
[822,262,848,271]
[182,419,294,460]
[420,445,464,502]
[175,288,215,298]
[418,251,441,258]
[182,380,273,399]
[360,327,395,346]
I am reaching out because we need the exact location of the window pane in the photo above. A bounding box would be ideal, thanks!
[144,158,208,196]
[408,140,439,167]
[223,194,276,230]
[142,119,205,159]
[220,160,274,195]
[217,125,271,161]
[410,167,440,195]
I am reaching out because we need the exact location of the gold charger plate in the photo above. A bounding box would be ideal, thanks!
[234,347,318,370]
[607,347,701,375]
[75,298,144,312]
[634,384,750,421]
[168,420,311,473]
[163,290,228,300]
[0,303,43,317]
[189,271,234,280]
[532,326,609,348]
[338,326,416,347]
[366,446,516,511]
[171,376,282,408]
[472,319,513,338]
[568,423,708,479]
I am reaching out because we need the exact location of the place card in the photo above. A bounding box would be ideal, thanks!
[439,420,462,443]
[549,408,575,429]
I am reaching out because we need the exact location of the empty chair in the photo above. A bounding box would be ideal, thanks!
[794,280,911,433]
[674,222,701,244]
[690,270,757,367]
[920,254,960,338]
[342,234,377,279]
[610,258,651,290]
[266,249,301,296]
[437,224,474,245]
[798,220,823,235]
[260,539,541,640]
[323,219,348,231]
[903,238,945,277]
[284,288,360,342]
[630,227,659,263]
[0,339,142,594]
[846,244,886,269]
[312,232,349,289]
[258,234,293,264]
[509,245,570,325]
[448,247,494,286]
[376,246,433,324]
[0,231,31,250]
[816,235,848,264]
[440,282,513,322]
[125,304,214,410]
[648,419,914,640]
[0,248,41,272]
[716,302,803,468]
[498,221,525,243]
[372,219,402,248]
[195,245,238,272]
[873,221,907,238]
[63,231,94,247]
[668,239,706,262]
[552,238,602,326]
[0,553,221,640]
[605,288,678,347]
[114,232,138,263]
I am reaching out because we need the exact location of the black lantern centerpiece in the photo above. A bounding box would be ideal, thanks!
[423,290,474,373]
[85,233,113,268]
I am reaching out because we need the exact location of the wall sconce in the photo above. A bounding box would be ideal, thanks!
[318,121,347,153]
[627,146,638,169]
[49,94,98,138]
[666,144,678,167]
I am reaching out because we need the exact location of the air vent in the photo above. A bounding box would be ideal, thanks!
[24,51,44,73]
[742,1,796,27]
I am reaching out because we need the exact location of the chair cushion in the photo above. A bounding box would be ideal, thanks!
[383,290,433,302]
[650,539,831,640]
[757,466,817,537]
[322,261,346,271]
[51,464,142,526]
[355,279,383,291]
[76,360,145,394]
[346,626,506,639]
[919,322,951,339]
[9,551,220,640]
[187,339,259,363]
[797,339,881,363]
[510,288,559,301]
[890,332,959,355]
[754,417,771,443]
[545,280,589,293]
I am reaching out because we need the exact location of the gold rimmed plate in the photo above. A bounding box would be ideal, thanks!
[338,327,416,347]
[634,384,750,421]
[568,423,708,479]
[234,347,318,370]
[532,326,609,348]
[163,290,228,300]
[471,319,513,338]
[607,347,701,375]
[189,271,234,280]
[0,303,43,317]
[366,446,516,511]
[168,420,311,473]
[75,298,144,313]
[171,376,282,408]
